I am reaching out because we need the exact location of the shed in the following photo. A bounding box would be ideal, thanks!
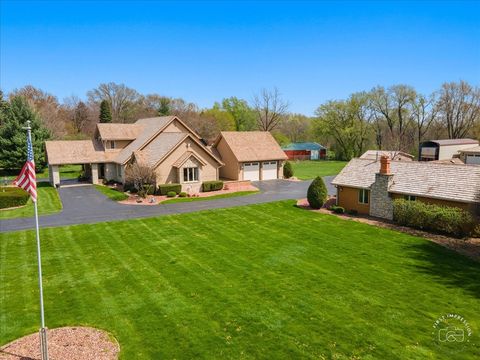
[282,142,326,160]
[459,146,480,165]
[419,139,479,161]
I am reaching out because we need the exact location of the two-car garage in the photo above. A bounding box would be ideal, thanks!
[243,161,278,181]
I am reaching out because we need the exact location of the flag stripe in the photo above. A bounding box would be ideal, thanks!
[13,133,37,202]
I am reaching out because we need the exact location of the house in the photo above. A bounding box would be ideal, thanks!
[282,142,326,160]
[459,146,480,165]
[419,138,479,161]
[359,150,414,162]
[45,116,286,191]
[212,131,288,181]
[332,156,480,220]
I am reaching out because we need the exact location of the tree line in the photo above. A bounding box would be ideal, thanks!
[1,80,479,170]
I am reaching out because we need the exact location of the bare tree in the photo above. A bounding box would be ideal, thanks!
[253,87,289,131]
[125,161,156,197]
[411,93,439,144]
[87,82,141,123]
[437,80,480,139]
[279,114,311,142]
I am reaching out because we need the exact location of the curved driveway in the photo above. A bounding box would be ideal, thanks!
[0,177,335,232]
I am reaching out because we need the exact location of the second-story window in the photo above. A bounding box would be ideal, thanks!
[110,141,116,149]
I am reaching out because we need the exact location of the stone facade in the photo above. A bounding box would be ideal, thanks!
[370,173,394,220]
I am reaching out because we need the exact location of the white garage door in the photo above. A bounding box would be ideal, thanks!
[262,161,278,180]
[466,155,480,165]
[243,162,260,181]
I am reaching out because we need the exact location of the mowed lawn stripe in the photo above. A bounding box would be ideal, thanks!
[1,201,479,359]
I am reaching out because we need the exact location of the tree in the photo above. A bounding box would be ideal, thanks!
[283,161,294,179]
[437,81,480,139]
[411,93,439,145]
[220,97,257,131]
[307,176,328,209]
[202,107,236,131]
[157,97,171,116]
[124,162,156,197]
[279,114,312,142]
[252,87,289,131]
[0,96,51,170]
[87,82,141,123]
[69,101,90,133]
[99,100,112,123]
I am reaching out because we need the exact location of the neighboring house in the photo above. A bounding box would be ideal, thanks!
[459,146,480,165]
[359,150,414,162]
[212,132,288,181]
[332,156,480,220]
[45,117,286,191]
[419,138,479,161]
[282,142,326,160]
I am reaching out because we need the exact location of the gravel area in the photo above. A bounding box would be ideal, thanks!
[0,327,119,360]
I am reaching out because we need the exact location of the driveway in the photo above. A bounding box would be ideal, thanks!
[0,177,336,232]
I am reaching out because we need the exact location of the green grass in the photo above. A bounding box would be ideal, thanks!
[1,201,479,359]
[94,185,129,201]
[162,191,259,204]
[290,160,347,179]
[0,183,62,220]
[0,164,83,181]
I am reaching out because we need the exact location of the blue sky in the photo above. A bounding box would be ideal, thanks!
[1,1,479,115]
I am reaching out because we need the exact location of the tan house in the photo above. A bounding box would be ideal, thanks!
[45,117,287,191]
[459,146,480,165]
[212,131,288,181]
[359,150,414,162]
[332,156,480,219]
[419,138,479,161]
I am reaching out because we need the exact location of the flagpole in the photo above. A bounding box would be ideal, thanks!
[25,121,49,360]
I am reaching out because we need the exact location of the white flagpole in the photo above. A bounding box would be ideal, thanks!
[25,121,49,360]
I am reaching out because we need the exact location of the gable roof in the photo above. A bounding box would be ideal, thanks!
[360,150,414,161]
[133,132,187,167]
[214,131,288,162]
[172,151,207,168]
[459,145,480,154]
[97,123,143,140]
[282,142,325,151]
[332,158,480,204]
[423,138,479,146]
[45,140,107,165]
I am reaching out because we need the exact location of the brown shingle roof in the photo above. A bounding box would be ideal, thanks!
[134,132,187,167]
[97,123,143,140]
[360,150,414,161]
[172,151,207,168]
[215,131,287,162]
[332,158,480,204]
[428,138,479,146]
[45,140,107,165]
[459,146,480,154]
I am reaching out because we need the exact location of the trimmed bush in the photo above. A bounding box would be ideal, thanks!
[157,183,182,195]
[0,187,30,209]
[166,191,176,198]
[307,176,328,209]
[283,161,294,179]
[393,199,477,238]
[202,180,224,192]
[330,205,345,214]
[179,192,187,197]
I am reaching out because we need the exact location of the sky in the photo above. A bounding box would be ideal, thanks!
[1,1,479,115]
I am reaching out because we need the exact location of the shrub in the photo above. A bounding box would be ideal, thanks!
[202,180,224,192]
[307,176,328,209]
[166,191,176,198]
[283,161,294,179]
[157,183,182,195]
[179,192,187,197]
[0,187,30,209]
[330,205,345,214]
[138,184,155,198]
[393,199,477,238]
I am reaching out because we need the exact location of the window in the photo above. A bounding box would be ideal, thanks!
[358,189,369,204]
[183,167,199,182]
[404,195,416,201]
[110,141,116,149]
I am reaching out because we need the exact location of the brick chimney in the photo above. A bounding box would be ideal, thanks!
[379,155,391,175]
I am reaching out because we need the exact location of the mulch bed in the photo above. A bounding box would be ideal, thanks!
[0,327,119,360]
[297,198,480,262]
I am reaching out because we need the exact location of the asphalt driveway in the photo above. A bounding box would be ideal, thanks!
[0,177,336,232]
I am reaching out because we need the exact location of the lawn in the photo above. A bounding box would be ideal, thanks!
[291,160,347,179]
[1,201,479,359]
[0,183,62,220]
[94,185,129,201]
[162,191,258,204]
[0,164,83,181]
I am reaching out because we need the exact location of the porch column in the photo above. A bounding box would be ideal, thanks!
[91,163,99,184]
[49,165,60,187]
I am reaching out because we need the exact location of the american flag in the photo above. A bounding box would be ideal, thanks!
[14,134,37,202]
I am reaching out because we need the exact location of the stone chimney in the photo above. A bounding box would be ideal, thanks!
[370,155,394,220]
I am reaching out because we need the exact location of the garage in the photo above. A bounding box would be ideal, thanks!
[243,162,260,181]
[466,154,480,165]
[262,161,278,180]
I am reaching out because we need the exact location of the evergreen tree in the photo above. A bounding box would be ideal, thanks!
[307,176,328,209]
[283,161,294,179]
[0,96,51,170]
[157,97,171,116]
[99,100,112,123]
